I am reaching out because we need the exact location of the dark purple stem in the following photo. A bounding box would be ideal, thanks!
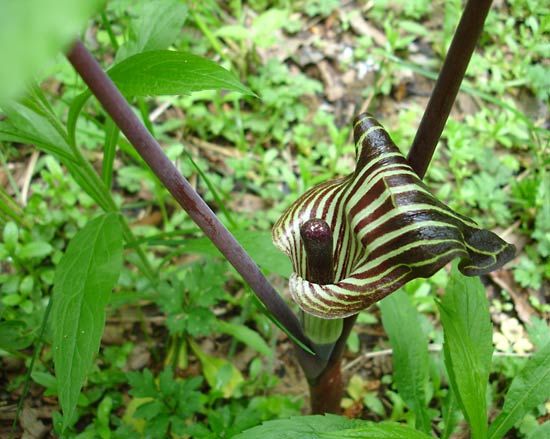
[66,40,312,351]
[408,0,493,178]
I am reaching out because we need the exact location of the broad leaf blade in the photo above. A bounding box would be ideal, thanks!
[437,265,493,439]
[234,415,432,439]
[52,213,123,429]
[108,50,254,97]
[379,290,431,433]
[488,341,550,439]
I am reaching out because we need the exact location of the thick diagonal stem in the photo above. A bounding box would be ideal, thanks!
[66,40,311,351]
[408,0,493,178]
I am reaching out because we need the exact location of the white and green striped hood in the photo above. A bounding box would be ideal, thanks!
[272,113,515,319]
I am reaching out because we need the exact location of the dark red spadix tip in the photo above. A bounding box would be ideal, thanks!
[300,219,334,285]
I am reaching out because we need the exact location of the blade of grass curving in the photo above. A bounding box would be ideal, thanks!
[102,117,119,189]
[488,341,550,439]
[379,290,431,433]
[183,150,237,228]
[0,185,27,227]
[249,293,315,356]
[67,90,92,147]
[437,264,493,439]
[52,213,123,430]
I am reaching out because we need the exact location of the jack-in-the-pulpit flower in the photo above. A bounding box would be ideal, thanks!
[273,113,515,319]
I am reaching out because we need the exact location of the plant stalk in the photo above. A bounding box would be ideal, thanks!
[408,0,493,178]
[65,40,312,351]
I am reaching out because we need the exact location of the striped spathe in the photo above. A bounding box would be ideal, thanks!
[272,113,515,319]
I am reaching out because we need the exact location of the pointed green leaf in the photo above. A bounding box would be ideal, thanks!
[379,290,431,433]
[18,241,53,260]
[52,213,123,429]
[107,50,254,97]
[488,341,550,439]
[437,265,493,439]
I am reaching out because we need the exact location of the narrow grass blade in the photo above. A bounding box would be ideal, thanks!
[102,117,119,189]
[183,150,237,228]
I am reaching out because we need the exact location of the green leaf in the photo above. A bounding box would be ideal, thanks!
[217,321,272,358]
[116,0,188,61]
[0,0,102,105]
[488,341,550,439]
[108,50,255,97]
[234,416,432,439]
[437,265,493,439]
[18,241,53,260]
[379,290,431,433]
[188,339,243,398]
[3,221,19,249]
[52,213,123,429]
